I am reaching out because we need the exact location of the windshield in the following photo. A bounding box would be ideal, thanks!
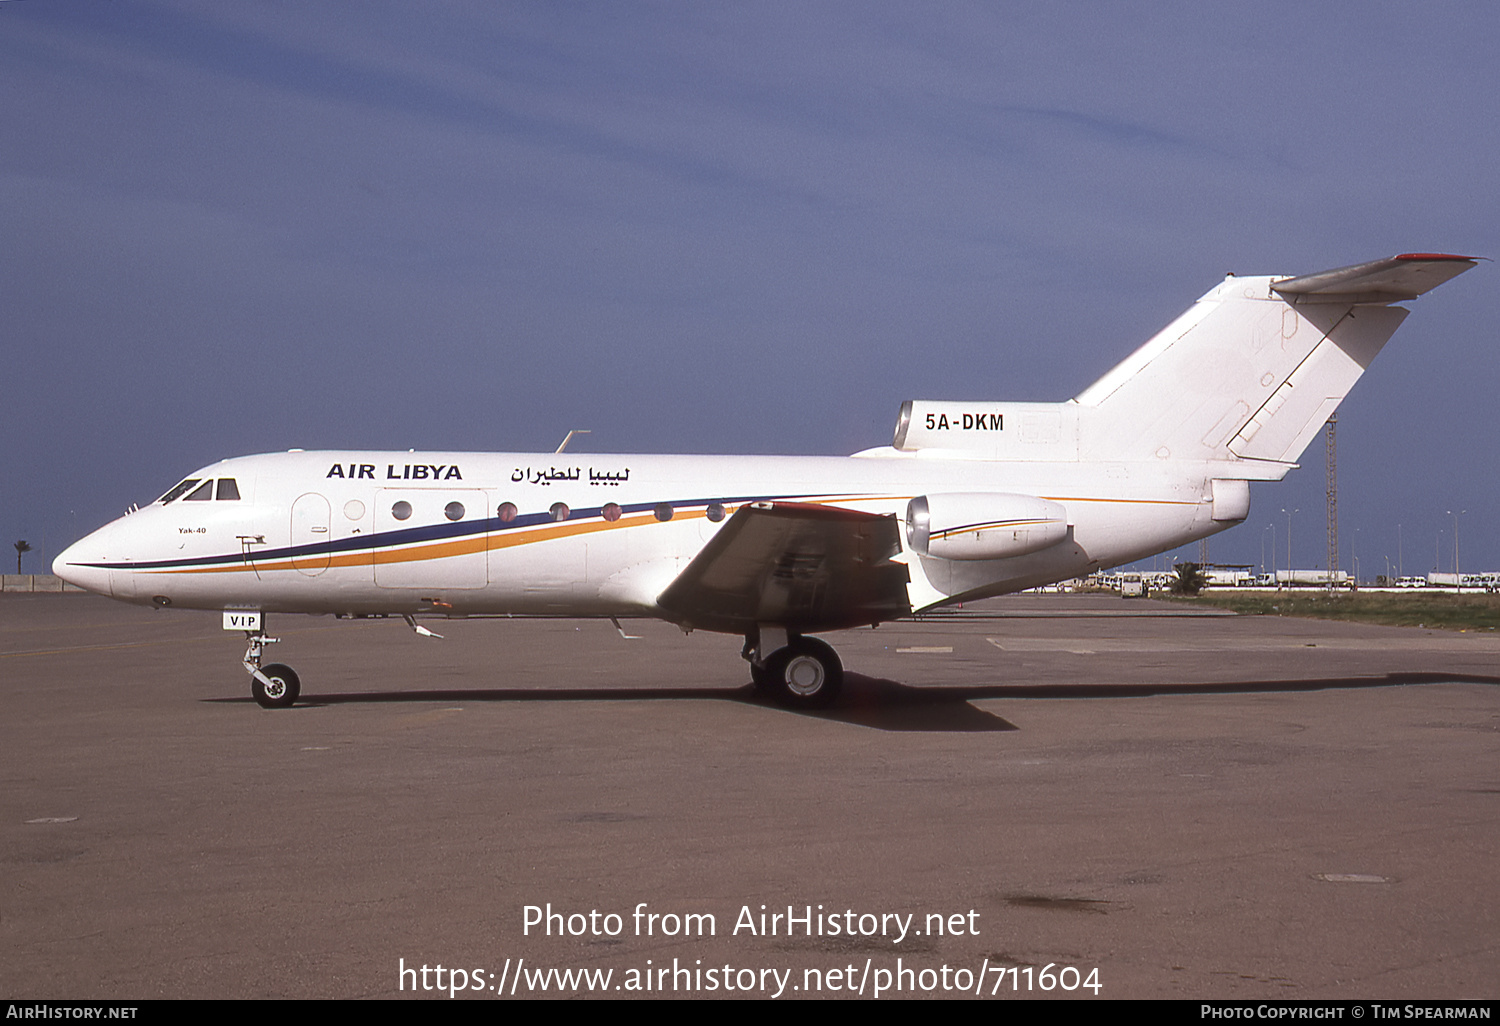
[157,478,201,504]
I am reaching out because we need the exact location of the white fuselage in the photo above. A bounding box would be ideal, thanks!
[54,447,1235,625]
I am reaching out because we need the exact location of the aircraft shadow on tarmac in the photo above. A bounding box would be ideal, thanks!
[204,670,1500,734]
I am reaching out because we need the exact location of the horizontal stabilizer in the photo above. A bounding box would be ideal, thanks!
[1272,253,1477,304]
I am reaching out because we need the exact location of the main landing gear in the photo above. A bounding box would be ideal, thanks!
[243,617,299,709]
[744,627,844,709]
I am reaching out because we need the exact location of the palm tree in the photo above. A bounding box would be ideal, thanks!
[1168,561,1209,595]
[14,540,32,574]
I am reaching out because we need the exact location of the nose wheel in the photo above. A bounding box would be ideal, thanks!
[251,663,301,708]
[243,619,300,708]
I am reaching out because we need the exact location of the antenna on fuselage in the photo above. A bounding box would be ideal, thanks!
[555,429,591,453]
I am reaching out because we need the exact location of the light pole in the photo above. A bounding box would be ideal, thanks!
[1447,510,1466,591]
[1282,507,1298,584]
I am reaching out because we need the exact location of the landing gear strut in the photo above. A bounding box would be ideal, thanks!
[744,628,843,708]
[243,617,299,708]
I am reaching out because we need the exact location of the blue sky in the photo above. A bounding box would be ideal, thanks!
[3,1,1496,578]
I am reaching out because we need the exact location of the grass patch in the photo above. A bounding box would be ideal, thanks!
[1172,590,1500,631]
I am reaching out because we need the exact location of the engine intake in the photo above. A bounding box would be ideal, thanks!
[906,493,1069,561]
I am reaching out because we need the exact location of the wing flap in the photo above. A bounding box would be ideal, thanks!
[657,502,910,633]
[1271,253,1477,304]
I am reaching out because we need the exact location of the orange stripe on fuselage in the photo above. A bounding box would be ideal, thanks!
[146,493,1193,576]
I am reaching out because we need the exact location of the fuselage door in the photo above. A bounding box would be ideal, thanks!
[291,493,332,576]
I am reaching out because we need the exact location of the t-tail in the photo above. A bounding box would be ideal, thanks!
[893,254,1478,480]
[1071,253,1478,475]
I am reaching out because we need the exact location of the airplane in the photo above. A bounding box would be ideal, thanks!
[53,253,1478,709]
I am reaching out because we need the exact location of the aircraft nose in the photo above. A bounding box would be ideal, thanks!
[53,534,114,596]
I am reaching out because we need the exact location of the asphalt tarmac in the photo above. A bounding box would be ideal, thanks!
[2,593,1496,1000]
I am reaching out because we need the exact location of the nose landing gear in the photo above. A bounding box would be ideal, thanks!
[242,618,299,708]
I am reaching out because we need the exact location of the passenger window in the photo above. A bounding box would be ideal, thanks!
[497,502,518,523]
[654,503,674,522]
[602,503,622,522]
[158,479,200,504]
[184,480,214,501]
[445,501,465,522]
[706,502,726,522]
[550,502,570,522]
[216,478,241,501]
[392,501,413,521]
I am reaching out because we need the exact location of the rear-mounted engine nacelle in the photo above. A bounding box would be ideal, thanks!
[906,493,1069,560]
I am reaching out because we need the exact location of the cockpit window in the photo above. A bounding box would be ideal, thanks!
[215,478,241,501]
[158,478,201,504]
[183,480,214,501]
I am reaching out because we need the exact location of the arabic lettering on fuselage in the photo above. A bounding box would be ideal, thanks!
[509,467,631,485]
[510,466,576,485]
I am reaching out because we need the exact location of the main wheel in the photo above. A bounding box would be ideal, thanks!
[764,637,843,708]
[252,663,301,709]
